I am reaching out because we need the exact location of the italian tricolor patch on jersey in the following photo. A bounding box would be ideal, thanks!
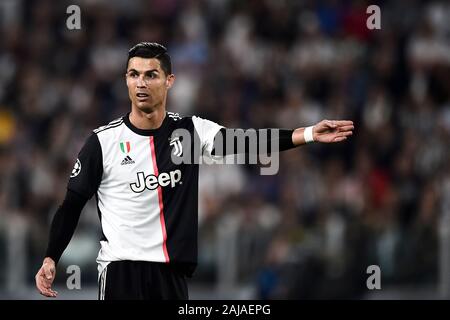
[120,141,131,154]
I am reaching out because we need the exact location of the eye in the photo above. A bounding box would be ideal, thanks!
[130,72,138,78]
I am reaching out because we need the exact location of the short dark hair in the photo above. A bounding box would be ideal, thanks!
[127,42,172,75]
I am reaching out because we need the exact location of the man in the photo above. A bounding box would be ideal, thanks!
[35,42,354,300]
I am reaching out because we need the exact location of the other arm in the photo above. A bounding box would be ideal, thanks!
[35,133,102,297]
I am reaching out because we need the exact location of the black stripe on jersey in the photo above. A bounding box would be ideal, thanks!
[95,193,108,242]
[93,120,124,134]
[150,117,198,276]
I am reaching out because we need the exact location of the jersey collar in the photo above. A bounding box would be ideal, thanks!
[123,112,169,136]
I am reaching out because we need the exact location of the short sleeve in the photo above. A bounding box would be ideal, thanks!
[67,133,103,199]
[192,116,224,158]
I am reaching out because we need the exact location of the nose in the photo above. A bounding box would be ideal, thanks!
[136,75,146,88]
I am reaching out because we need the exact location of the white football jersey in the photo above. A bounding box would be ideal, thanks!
[68,112,223,277]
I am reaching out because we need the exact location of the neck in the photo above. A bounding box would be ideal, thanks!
[129,106,166,130]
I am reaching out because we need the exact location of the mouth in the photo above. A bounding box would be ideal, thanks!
[136,93,149,100]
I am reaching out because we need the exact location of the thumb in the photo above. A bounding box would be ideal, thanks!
[44,265,54,280]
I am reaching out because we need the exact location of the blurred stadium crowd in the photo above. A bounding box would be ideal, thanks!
[0,0,449,299]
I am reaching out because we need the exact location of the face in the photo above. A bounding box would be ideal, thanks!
[126,57,175,114]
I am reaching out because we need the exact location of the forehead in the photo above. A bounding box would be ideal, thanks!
[127,57,162,72]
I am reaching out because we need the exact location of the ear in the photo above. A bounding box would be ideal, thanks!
[166,74,175,89]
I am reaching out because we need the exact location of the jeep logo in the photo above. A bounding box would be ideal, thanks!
[130,170,182,193]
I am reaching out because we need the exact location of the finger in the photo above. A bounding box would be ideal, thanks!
[37,276,50,290]
[333,120,353,126]
[37,279,58,297]
[338,125,354,132]
[38,286,51,297]
[42,284,58,297]
[337,131,353,137]
[332,131,353,141]
[333,136,347,142]
[48,289,58,297]
[37,280,52,296]
[37,270,53,289]
[40,288,57,298]
[42,279,52,289]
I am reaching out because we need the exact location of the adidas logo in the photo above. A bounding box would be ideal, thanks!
[121,155,135,165]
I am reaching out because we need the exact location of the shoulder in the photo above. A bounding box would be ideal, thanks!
[190,115,224,131]
[165,112,223,133]
[93,116,125,135]
[166,111,196,129]
[167,111,183,122]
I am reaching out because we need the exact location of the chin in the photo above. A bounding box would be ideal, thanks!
[136,103,154,114]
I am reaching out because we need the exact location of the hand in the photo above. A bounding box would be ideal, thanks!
[35,257,58,298]
[313,120,354,143]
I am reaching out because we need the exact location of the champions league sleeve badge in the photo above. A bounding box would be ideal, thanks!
[70,158,82,178]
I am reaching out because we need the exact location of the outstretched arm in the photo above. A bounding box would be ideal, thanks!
[211,119,354,156]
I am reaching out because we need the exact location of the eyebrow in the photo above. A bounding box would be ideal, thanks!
[127,68,159,74]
